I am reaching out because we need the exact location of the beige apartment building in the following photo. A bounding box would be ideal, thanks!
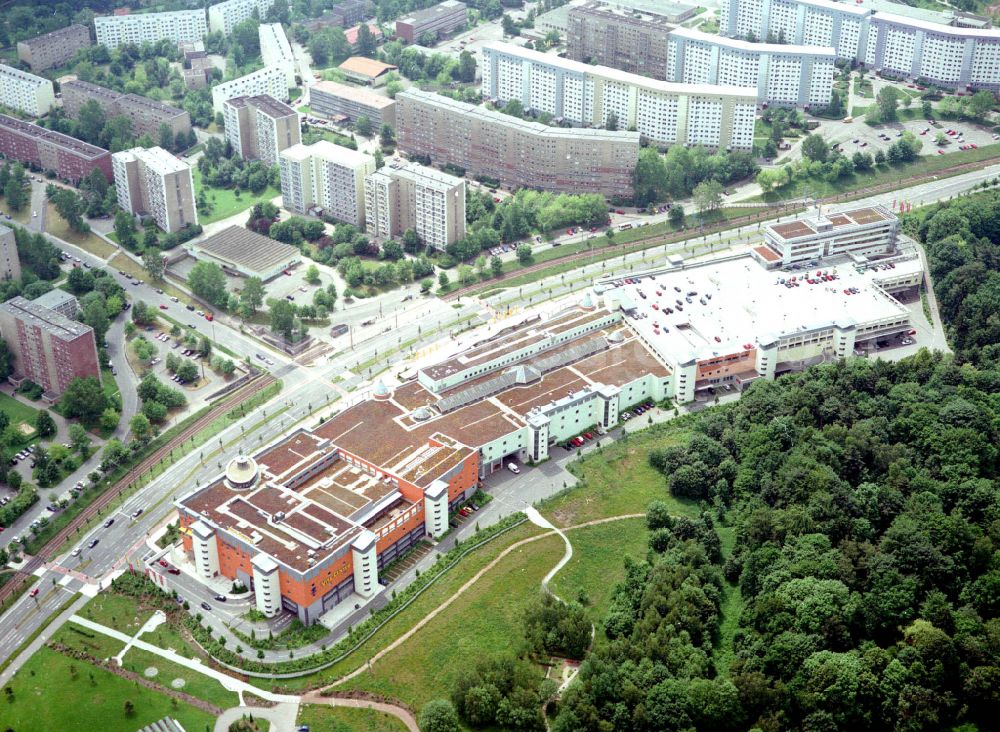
[0,64,55,117]
[62,80,192,141]
[309,80,397,129]
[112,146,198,234]
[279,141,375,225]
[0,222,20,282]
[223,94,300,167]
[396,88,640,197]
[17,24,92,73]
[364,160,465,251]
[567,1,675,76]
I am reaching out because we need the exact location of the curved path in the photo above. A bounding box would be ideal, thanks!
[526,507,572,602]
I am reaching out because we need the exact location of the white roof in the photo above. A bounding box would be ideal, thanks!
[798,0,871,16]
[670,26,837,57]
[872,10,1000,38]
[116,146,189,175]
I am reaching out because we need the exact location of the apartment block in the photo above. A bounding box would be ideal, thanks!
[94,9,208,50]
[62,80,192,140]
[666,27,836,107]
[279,141,375,225]
[304,0,373,31]
[396,88,640,197]
[260,22,297,87]
[567,1,675,76]
[112,146,198,234]
[310,80,397,128]
[212,66,289,114]
[0,113,112,183]
[0,223,20,282]
[364,160,465,251]
[0,296,100,400]
[208,0,276,35]
[396,0,468,44]
[223,95,300,167]
[0,64,55,117]
[16,24,92,73]
[480,41,757,150]
[755,204,900,266]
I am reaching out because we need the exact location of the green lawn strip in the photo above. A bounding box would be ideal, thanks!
[337,533,564,710]
[52,620,127,660]
[45,203,117,259]
[0,391,39,431]
[0,588,74,676]
[109,252,192,305]
[192,166,280,225]
[119,646,241,709]
[3,646,216,732]
[297,703,409,732]
[257,522,547,692]
[713,525,743,677]
[137,619,199,659]
[539,423,698,528]
[75,591,153,635]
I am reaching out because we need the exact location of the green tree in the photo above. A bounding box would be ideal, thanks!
[355,115,373,137]
[35,409,56,439]
[516,243,532,264]
[142,249,165,281]
[61,377,109,425]
[605,112,619,131]
[693,180,723,213]
[438,271,449,289]
[458,50,477,83]
[240,276,265,314]
[967,90,994,118]
[3,177,25,212]
[305,264,321,284]
[114,211,137,249]
[419,700,461,732]
[501,14,518,37]
[69,423,90,454]
[801,133,829,162]
[490,255,503,277]
[379,124,395,148]
[356,22,377,56]
[269,299,296,340]
[187,261,227,306]
[0,337,13,380]
[668,204,684,225]
[129,413,151,442]
[875,85,902,122]
[157,123,174,151]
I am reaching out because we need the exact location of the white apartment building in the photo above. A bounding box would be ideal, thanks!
[279,141,375,225]
[480,41,757,150]
[364,160,466,251]
[259,22,296,87]
[0,64,55,117]
[720,0,1000,91]
[94,9,208,50]
[208,0,276,35]
[223,94,300,167]
[212,65,289,113]
[666,27,836,107]
[112,146,198,234]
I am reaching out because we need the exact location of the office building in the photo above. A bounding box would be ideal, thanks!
[94,9,208,50]
[260,22,297,87]
[208,0,276,35]
[0,296,100,400]
[396,0,468,44]
[16,24,92,73]
[112,146,198,234]
[186,225,300,281]
[279,141,375,225]
[666,27,837,107]
[481,42,757,150]
[223,95,300,167]
[310,80,397,128]
[754,204,900,266]
[0,113,112,183]
[566,1,675,76]
[364,160,466,250]
[0,64,55,117]
[397,88,640,197]
[0,223,20,282]
[62,80,192,140]
[303,0,373,32]
[212,66,289,113]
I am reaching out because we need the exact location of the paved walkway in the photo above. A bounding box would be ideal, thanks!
[214,703,299,732]
[526,507,572,603]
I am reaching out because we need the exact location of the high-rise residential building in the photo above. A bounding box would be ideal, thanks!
[0,113,112,183]
[666,27,837,107]
[364,160,465,251]
[279,141,375,225]
[223,95,300,167]
[396,88,640,197]
[16,24,92,73]
[0,64,55,117]
[396,0,468,44]
[481,41,757,150]
[212,66,289,113]
[208,0,276,35]
[94,9,208,50]
[112,146,198,234]
[309,80,397,129]
[259,22,297,87]
[0,223,20,283]
[62,80,192,140]
[719,0,1000,91]
[0,296,100,400]
[567,1,675,76]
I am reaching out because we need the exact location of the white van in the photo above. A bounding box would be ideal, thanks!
[507,462,520,474]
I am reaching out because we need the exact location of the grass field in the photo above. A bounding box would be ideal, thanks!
[2,646,217,732]
[0,199,29,224]
[192,167,280,225]
[713,525,743,677]
[120,646,240,709]
[76,591,154,635]
[339,532,563,710]
[52,621,127,660]
[297,704,409,732]
[0,392,38,434]
[45,203,117,259]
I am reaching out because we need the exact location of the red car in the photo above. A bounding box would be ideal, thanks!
[29,588,39,598]
[159,304,168,309]
[583,432,594,440]
[167,567,180,575]
[205,313,214,321]
[159,559,169,568]
[283,270,292,276]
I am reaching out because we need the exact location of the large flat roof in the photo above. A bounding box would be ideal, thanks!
[872,10,1000,37]
[312,80,396,109]
[338,56,398,79]
[0,296,93,340]
[191,225,299,276]
[767,205,892,241]
[0,113,108,159]
[670,26,837,56]
[400,0,467,23]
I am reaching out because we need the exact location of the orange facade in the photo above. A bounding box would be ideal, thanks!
[696,349,756,380]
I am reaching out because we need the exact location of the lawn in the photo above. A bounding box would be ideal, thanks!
[2,646,217,732]
[0,392,39,435]
[109,252,192,305]
[192,166,280,225]
[0,199,29,225]
[120,646,240,710]
[45,203,118,259]
[713,525,744,677]
[540,421,698,529]
[339,532,564,710]
[76,591,154,636]
[51,621,126,660]
[297,704,409,732]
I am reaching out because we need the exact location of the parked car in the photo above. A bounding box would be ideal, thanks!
[201,602,212,611]
[507,462,520,474]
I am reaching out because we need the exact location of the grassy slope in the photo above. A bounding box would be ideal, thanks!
[119,647,240,710]
[192,167,280,225]
[297,704,409,732]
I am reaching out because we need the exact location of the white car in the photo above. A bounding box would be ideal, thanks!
[507,462,520,474]
[71,547,81,557]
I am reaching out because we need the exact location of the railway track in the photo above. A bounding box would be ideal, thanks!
[443,157,996,301]
[0,373,277,608]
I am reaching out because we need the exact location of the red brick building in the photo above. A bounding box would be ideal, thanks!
[0,113,112,184]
